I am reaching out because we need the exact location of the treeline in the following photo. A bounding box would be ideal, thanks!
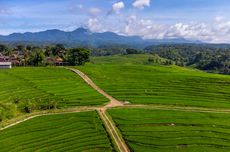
[0,44,90,66]
[145,44,230,74]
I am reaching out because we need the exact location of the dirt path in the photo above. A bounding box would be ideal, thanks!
[98,109,130,152]
[68,67,129,152]
[67,68,123,108]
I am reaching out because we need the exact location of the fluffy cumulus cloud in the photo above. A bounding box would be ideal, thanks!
[123,15,230,43]
[87,14,230,43]
[87,16,124,34]
[168,21,230,43]
[124,15,168,39]
[112,1,125,12]
[87,18,104,32]
[133,0,150,9]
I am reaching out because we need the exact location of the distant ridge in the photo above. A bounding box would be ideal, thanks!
[0,28,202,48]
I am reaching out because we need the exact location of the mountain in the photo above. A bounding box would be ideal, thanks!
[0,28,201,48]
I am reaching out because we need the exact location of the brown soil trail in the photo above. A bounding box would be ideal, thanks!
[68,67,129,152]
[98,109,130,152]
[67,68,123,108]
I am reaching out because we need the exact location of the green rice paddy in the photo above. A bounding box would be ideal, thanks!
[78,54,230,108]
[109,108,230,152]
[0,111,113,152]
[0,67,108,107]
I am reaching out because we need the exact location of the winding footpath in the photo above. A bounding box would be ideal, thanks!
[68,68,130,152]
[67,68,123,108]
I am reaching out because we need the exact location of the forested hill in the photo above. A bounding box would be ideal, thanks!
[145,44,230,74]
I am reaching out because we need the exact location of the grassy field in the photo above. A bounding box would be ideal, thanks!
[78,54,230,108]
[0,111,113,152]
[108,108,230,152]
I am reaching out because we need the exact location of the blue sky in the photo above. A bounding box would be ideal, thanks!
[0,0,230,43]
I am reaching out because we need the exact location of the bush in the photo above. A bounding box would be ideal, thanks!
[18,100,37,113]
[37,100,58,110]
[0,103,17,121]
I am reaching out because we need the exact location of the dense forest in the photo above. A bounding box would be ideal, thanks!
[145,44,230,74]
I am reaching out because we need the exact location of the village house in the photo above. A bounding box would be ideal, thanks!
[0,53,12,69]
[45,57,68,66]
[9,54,20,66]
[0,62,12,69]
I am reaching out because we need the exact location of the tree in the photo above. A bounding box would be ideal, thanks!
[26,45,33,52]
[22,51,30,66]
[148,54,160,64]
[29,49,45,66]
[165,60,173,65]
[68,48,90,65]
[45,46,53,57]
[52,44,65,57]
[0,44,10,53]
[16,45,26,52]
[126,48,140,54]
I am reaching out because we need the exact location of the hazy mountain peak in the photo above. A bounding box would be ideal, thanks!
[0,28,202,48]
[72,28,91,34]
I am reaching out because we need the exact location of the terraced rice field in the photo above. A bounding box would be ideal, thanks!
[0,111,113,152]
[78,55,230,108]
[0,67,107,107]
[90,54,159,65]
[1,55,230,152]
[108,108,230,152]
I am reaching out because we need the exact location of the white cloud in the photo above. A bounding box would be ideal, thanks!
[123,15,230,43]
[86,15,230,43]
[215,16,225,22]
[87,18,105,32]
[133,0,150,9]
[112,1,125,12]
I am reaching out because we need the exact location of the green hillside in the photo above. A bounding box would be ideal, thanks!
[0,111,113,152]
[90,54,167,65]
[78,54,230,108]
[109,108,230,152]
